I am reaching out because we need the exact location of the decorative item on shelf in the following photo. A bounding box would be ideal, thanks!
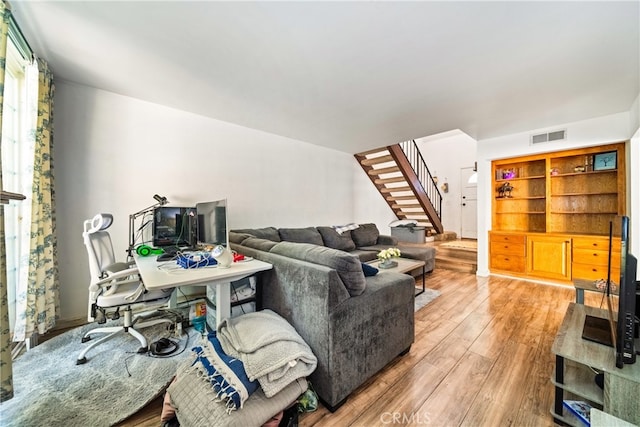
[550,167,559,176]
[503,182,514,198]
[496,182,514,198]
[593,151,617,171]
[377,247,401,269]
[502,169,516,179]
[574,165,586,173]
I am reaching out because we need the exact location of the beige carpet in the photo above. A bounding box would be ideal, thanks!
[439,240,477,250]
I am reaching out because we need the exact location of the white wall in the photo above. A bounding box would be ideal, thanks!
[415,131,477,236]
[54,80,380,322]
[476,111,638,277]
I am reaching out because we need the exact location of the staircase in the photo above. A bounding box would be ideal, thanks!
[355,141,444,236]
[434,240,477,274]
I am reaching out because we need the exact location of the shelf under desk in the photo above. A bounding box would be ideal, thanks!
[134,254,272,328]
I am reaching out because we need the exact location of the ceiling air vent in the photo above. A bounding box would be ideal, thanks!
[530,129,567,145]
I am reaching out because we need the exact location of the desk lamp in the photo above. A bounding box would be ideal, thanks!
[127,194,168,257]
[211,245,233,268]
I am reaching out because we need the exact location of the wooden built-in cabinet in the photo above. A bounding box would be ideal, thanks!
[490,143,626,283]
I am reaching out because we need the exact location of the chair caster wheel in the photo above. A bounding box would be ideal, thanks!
[76,357,87,365]
[81,336,92,343]
[137,347,148,354]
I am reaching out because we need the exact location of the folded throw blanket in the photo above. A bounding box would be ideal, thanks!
[217,309,317,398]
[191,332,258,412]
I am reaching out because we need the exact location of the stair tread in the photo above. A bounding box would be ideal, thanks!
[436,256,477,266]
[360,155,393,166]
[381,186,411,193]
[375,176,407,184]
[369,166,400,176]
[387,195,417,201]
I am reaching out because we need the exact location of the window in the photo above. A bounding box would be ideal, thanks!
[2,36,32,336]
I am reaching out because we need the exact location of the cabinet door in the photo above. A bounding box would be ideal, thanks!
[527,235,572,281]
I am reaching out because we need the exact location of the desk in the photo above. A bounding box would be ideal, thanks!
[134,254,272,328]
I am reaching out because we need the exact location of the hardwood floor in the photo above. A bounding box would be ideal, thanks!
[121,269,599,426]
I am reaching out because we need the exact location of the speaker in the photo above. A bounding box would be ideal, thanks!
[136,245,164,257]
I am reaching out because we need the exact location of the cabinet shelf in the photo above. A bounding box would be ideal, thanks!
[552,192,618,197]
[551,169,617,178]
[551,360,604,405]
[495,196,546,201]
[496,175,545,182]
[495,211,545,215]
[551,211,619,215]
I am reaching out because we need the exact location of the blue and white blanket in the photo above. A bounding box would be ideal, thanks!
[191,332,258,412]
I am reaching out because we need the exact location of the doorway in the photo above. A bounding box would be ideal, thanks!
[460,166,477,239]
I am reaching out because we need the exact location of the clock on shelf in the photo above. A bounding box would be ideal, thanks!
[593,151,617,171]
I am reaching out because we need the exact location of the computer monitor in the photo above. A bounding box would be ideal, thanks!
[196,199,228,248]
[152,206,196,248]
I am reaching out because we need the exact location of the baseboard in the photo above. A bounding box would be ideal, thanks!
[53,317,87,331]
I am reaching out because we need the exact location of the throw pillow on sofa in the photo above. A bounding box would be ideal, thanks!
[232,227,281,242]
[269,241,366,296]
[317,227,356,251]
[278,227,324,246]
[241,237,279,252]
[351,223,380,247]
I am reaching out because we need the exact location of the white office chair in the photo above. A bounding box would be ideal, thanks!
[77,213,174,365]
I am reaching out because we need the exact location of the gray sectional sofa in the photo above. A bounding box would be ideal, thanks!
[228,223,435,411]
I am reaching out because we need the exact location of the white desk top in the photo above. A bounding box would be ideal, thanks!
[134,254,272,290]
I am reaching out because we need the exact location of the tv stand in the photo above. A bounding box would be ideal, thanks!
[551,303,640,426]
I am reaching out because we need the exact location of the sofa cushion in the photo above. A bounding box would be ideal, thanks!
[351,223,380,247]
[241,237,279,252]
[232,227,281,242]
[278,227,324,246]
[269,241,366,296]
[229,231,253,245]
[317,226,356,251]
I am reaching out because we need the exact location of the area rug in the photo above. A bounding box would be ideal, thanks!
[1,322,199,427]
[414,288,441,312]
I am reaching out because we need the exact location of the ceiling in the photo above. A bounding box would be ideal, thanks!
[10,1,640,154]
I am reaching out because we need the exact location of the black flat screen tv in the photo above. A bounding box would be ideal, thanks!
[582,216,638,369]
[616,215,638,367]
[152,206,197,248]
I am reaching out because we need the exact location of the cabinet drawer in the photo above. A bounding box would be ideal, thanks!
[573,236,620,251]
[491,242,526,257]
[491,233,526,245]
[490,255,526,273]
[572,263,621,282]
[573,248,621,267]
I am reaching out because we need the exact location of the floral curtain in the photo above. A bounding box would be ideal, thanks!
[12,58,58,342]
[0,0,13,402]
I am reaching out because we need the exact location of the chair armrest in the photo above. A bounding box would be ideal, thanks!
[104,261,136,274]
[90,267,140,296]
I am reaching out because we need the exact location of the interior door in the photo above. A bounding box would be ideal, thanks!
[460,166,477,239]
